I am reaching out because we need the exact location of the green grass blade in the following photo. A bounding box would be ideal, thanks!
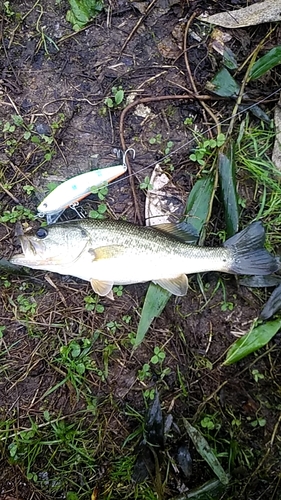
[183,418,229,485]
[249,46,281,80]
[218,149,239,237]
[224,318,281,365]
[135,175,215,348]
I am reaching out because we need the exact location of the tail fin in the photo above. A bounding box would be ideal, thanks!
[224,222,279,275]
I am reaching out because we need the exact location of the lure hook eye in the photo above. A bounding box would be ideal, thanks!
[122,147,136,166]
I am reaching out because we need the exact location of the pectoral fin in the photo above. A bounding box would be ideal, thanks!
[89,245,126,260]
[153,274,188,296]
[90,278,114,298]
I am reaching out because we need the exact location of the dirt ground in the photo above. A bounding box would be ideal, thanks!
[0,0,281,499]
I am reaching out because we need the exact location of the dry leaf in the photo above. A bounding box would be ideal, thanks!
[145,165,185,225]
[272,92,281,171]
[198,0,281,28]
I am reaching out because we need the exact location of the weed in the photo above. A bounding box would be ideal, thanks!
[221,301,234,312]
[138,363,152,381]
[2,412,98,495]
[66,0,104,31]
[236,120,280,244]
[2,113,55,160]
[184,116,194,126]
[150,346,165,365]
[104,86,125,108]
[189,133,226,166]
[251,369,265,383]
[106,320,122,335]
[89,203,107,219]
[0,278,11,288]
[91,183,108,200]
[137,346,167,389]
[162,140,175,171]
[140,176,153,190]
[113,285,123,297]
[84,295,104,313]
[122,314,131,324]
[53,338,102,396]
[22,185,36,196]
[149,133,162,145]
[249,416,266,427]
[89,183,109,219]
[0,205,36,223]
[16,294,37,315]
[144,388,156,400]
[200,414,220,431]
[4,1,15,17]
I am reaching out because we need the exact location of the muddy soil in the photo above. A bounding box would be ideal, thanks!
[0,1,281,499]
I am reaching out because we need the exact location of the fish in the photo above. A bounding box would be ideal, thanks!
[10,219,278,299]
[37,163,127,223]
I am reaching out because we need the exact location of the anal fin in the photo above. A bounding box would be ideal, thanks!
[153,274,188,296]
[90,278,114,298]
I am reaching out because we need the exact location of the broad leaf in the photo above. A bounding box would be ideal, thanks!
[66,0,104,31]
[218,149,239,237]
[206,68,240,97]
[249,46,281,80]
[224,318,281,365]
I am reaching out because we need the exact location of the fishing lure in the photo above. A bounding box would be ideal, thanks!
[37,149,135,224]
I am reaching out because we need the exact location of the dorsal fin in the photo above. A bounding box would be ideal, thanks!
[153,221,199,244]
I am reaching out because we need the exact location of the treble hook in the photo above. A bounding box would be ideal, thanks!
[122,147,136,167]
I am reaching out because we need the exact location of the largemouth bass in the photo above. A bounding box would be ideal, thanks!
[10,219,278,298]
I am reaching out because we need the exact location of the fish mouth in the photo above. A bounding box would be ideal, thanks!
[10,235,50,266]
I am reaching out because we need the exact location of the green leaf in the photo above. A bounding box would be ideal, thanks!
[183,418,229,485]
[134,284,171,349]
[66,0,104,31]
[184,175,215,233]
[224,318,281,365]
[207,67,240,97]
[12,114,24,126]
[223,47,238,70]
[249,46,281,80]
[218,148,239,237]
[71,343,81,358]
[23,130,31,140]
[135,174,215,348]
[76,362,86,375]
[114,89,124,105]
[105,97,114,108]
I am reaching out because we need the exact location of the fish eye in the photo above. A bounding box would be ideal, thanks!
[36,227,48,239]
[43,203,48,209]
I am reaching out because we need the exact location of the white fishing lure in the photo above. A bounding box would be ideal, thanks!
[37,149,134,224]
[37,164,127,216]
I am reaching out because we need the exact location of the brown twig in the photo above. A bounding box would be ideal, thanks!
[119,93,212,223]
[183,13,221,136]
